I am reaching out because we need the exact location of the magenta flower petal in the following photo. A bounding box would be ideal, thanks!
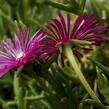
[71,15,84,38]
[25,27,30,46]
[19,26,25,49]
[0,65,14,77]
[0,26,46,77]
[41,13,108,62]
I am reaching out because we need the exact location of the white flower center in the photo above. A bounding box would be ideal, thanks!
[16,51,24,59]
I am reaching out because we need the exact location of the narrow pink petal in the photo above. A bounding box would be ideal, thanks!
[19,26,25,49]
[52,19,65,40]
[70,15,84,38]
[25,27,30,46]
[2,39,16,53]
[47,24,60,40]
[72,14,103,39]
[0,65,14,77]
[67,15,71,38]
[87,26,109,34]
[0,51,12,58]
[83,34,106,39]
[34,32,46,42]
[27,30,41,48]
[76,14,97,36]
[49,23,61,41]
[59,14,67,36]
[14,33,22,51]
[2,41,16,57]
[79,13,96,29]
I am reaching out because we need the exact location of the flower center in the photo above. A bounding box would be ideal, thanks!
[15,51,29,67]
[16,51,24,60]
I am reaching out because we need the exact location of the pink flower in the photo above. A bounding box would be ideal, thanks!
[40,13,108,61]
[0,26,46,77]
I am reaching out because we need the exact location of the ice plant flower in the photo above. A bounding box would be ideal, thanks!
[0,26,46,77]
[41,13,108,61]
[39,13,108,101]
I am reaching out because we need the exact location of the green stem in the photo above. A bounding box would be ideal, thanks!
[85,99,108,109]
[63,45,100,102]
[7,101,16,106]
[24,95,44,100]
[45,0,80,15]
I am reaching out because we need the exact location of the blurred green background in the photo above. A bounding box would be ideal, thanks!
[0,0,109,109]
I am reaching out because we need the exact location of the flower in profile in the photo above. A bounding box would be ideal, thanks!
[40,13,108,61]
[0,26,46,77]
